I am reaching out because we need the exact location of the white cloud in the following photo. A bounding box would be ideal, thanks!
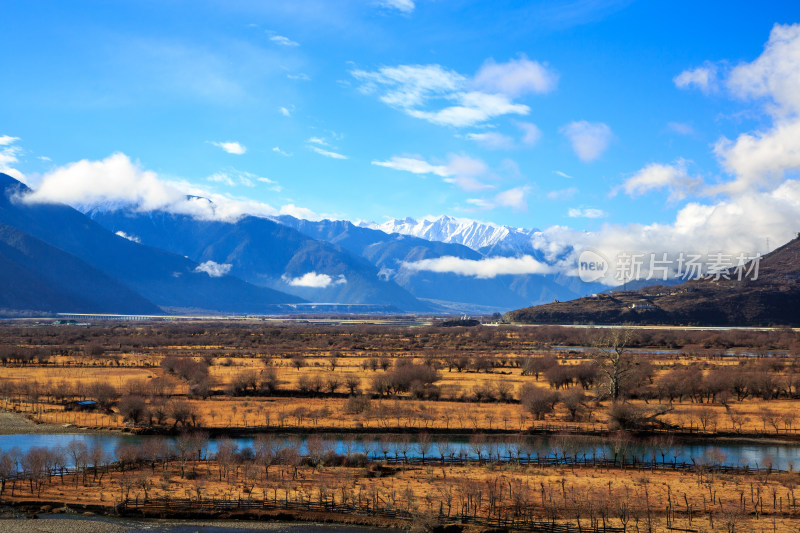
[407,92,529,127]
[559,121,613,162]
[272,146,292,157]
[207,172,235,186]
[517,122,542,146]
[24,153,186,211]
[352,64,463,108]
[402,255,553,279]
[711,24,800,195]
[307,137,328,146]
[195,260,233,278]
[269,34,299,47]
[567,207,606,218]
[210,141,246,155]
[283,272,347,288]
[547,187,578,200]
[620,159,702,201]
[472,55,558,97]
[0,135,24,182]
[115,231,141,243]
[287,73,310,81]
[713,121,800,194]
[494,186,530,210]
[377,0,415,13]
[309,146,348,160]
[467,186,531,212]
[553,170,573,179]
[372,153,493,191]
[351,57,551,128]
[17,152,309,223]
[208,169,280,190]
[465,131,515,150]
[279,204,322,221]
[673,63,718,93]
[373,156,449,176]
[530,177,800,285]
[444,175,494,192]
[279,106,291,117]
[726,24,800,117]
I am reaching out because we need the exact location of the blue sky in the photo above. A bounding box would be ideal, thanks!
[3,0,800,244]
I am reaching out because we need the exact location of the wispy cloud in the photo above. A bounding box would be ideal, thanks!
[373,155,449,176]
[472,55,558,97]
[553,170,574,179]
[567,207,606,218]
[352,56,556,128]
[465,131,515,150]
[466,186,531,212]
[208,169,281,191]
[209,141,246,155]
[674,62,718,94]
[618,159,701,201]
[0,135,24,181]
[376,0,415,13]
[546,187,578,200]
[272,146,292,157]
[309,146,348,159]
[269,34,299,47]
[517,122,542,146]
[667,122,695,136]
[373,153,493,191]
[279,106,292,117]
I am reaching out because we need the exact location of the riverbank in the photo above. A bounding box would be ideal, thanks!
[0,410,122,436]
[0,514,408,533]
[0,502,409,533]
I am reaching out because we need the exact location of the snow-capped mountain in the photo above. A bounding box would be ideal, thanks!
[370,215,542,257]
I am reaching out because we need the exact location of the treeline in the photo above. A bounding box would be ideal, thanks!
[1,323,800,360]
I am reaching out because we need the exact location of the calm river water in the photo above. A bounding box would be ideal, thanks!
[1,432,798,470]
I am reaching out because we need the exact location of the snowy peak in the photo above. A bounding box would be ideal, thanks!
[377,215,537,254]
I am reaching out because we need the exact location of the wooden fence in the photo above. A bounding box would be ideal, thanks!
[120,496,625,533]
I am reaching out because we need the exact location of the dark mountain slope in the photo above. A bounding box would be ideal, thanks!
[505,236,800,327]
[0,174,302,313]
[0,223,161,314]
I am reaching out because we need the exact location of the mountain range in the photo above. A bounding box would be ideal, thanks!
[367,215,547,258]
[0,172,603,316]
[0,173,302,316]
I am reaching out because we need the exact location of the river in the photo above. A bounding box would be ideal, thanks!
[0,432,798,470]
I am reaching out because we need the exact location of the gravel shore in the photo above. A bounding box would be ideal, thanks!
[0,516,399,532]
[0,410,118,435]
[0,517,125,533]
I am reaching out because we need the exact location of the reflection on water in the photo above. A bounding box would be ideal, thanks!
[0,432,798,470]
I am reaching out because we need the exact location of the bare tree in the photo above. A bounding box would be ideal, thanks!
[591,329,638,401]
